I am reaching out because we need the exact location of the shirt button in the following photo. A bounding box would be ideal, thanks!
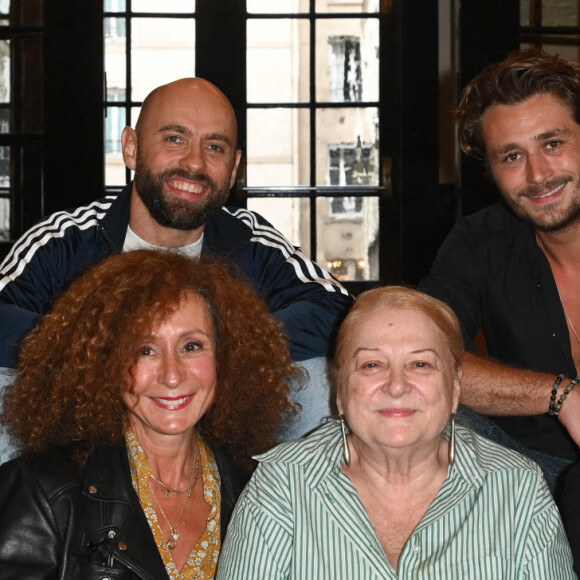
[88,485,98,494]
[413,543,421,554]
[118,541,128,551]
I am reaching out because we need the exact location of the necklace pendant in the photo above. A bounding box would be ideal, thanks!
[164,489,170,499]
[168,529,179,549]
[174,490,179,495]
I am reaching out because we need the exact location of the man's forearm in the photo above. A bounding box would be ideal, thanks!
[460,351,580,446]
[460,351,556,415]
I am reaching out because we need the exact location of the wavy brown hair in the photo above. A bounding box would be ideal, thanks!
[457,47,580,161]
[2,250,295,470]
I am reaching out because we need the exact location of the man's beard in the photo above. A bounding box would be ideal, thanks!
[502,175,580,233]
[134,160,230,231]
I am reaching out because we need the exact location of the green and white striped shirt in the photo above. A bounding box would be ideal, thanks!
[217,421,576,579]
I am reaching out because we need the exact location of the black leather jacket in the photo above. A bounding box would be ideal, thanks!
[0,442,248,579]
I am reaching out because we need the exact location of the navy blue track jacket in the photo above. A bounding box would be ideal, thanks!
[0,184,352,368]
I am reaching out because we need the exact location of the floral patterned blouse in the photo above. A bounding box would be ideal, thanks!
[126,429,222,579]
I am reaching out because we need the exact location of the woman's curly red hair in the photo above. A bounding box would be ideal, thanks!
[2,250,295,470]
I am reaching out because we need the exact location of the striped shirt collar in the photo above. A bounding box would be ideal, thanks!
[257,419,539,496]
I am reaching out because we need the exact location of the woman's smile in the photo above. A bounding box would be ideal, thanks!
[151,395,195,411]
[378,407,416,418]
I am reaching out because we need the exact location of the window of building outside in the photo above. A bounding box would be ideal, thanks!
[328,35,362,101]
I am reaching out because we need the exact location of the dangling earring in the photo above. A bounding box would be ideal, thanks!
[448,412,456,467]
[339,414,350,466]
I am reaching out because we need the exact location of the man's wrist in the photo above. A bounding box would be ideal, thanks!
[549,374,580,416]
[549,373,566,414]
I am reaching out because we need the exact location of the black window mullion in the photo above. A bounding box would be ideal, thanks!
[195,0,246,205]
[309,1,317,263]
[124,2,132,185]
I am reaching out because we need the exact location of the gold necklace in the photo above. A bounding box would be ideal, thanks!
[557,287,580,347]
[148,442,201,550]
[537,235,580,349]
[149,444,201,499]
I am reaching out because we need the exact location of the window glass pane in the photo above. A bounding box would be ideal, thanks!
[316,18,379,102]
[247,197,311,255]
[105,0,126,11]
[248,0,308,14]
[541,45,580,63]
[247,108,310,186]
[105,103,125,154]
[0,108,9,132]
[316,0,379,13]
[316,195,379,281]
[131,0,194,12]
[0,196,8,240]
[105,16,127,44]
[520,0,530,25]
[132,18,195,101]
[0,146,10,186]
[247,18,309,103]
[316,107,379,186]
[105,105,141,186]
[541,0,579,26]
[112,105,142,185]
[105,17,127,98]
[105,156,128,187]
[105,105,127,186]
[0,39,9,103]
[0,0,9,26]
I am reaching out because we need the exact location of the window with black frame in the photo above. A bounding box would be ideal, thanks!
[103,0,384,284]
[104,0,196,189]
[244,0,383,282]
[520,0,580,60]
[0,0,43,254]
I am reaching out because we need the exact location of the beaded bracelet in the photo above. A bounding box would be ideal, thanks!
[549,375,580,416]
[549,374,566,415]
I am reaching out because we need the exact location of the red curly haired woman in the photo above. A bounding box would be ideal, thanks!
[0,249,295,580]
